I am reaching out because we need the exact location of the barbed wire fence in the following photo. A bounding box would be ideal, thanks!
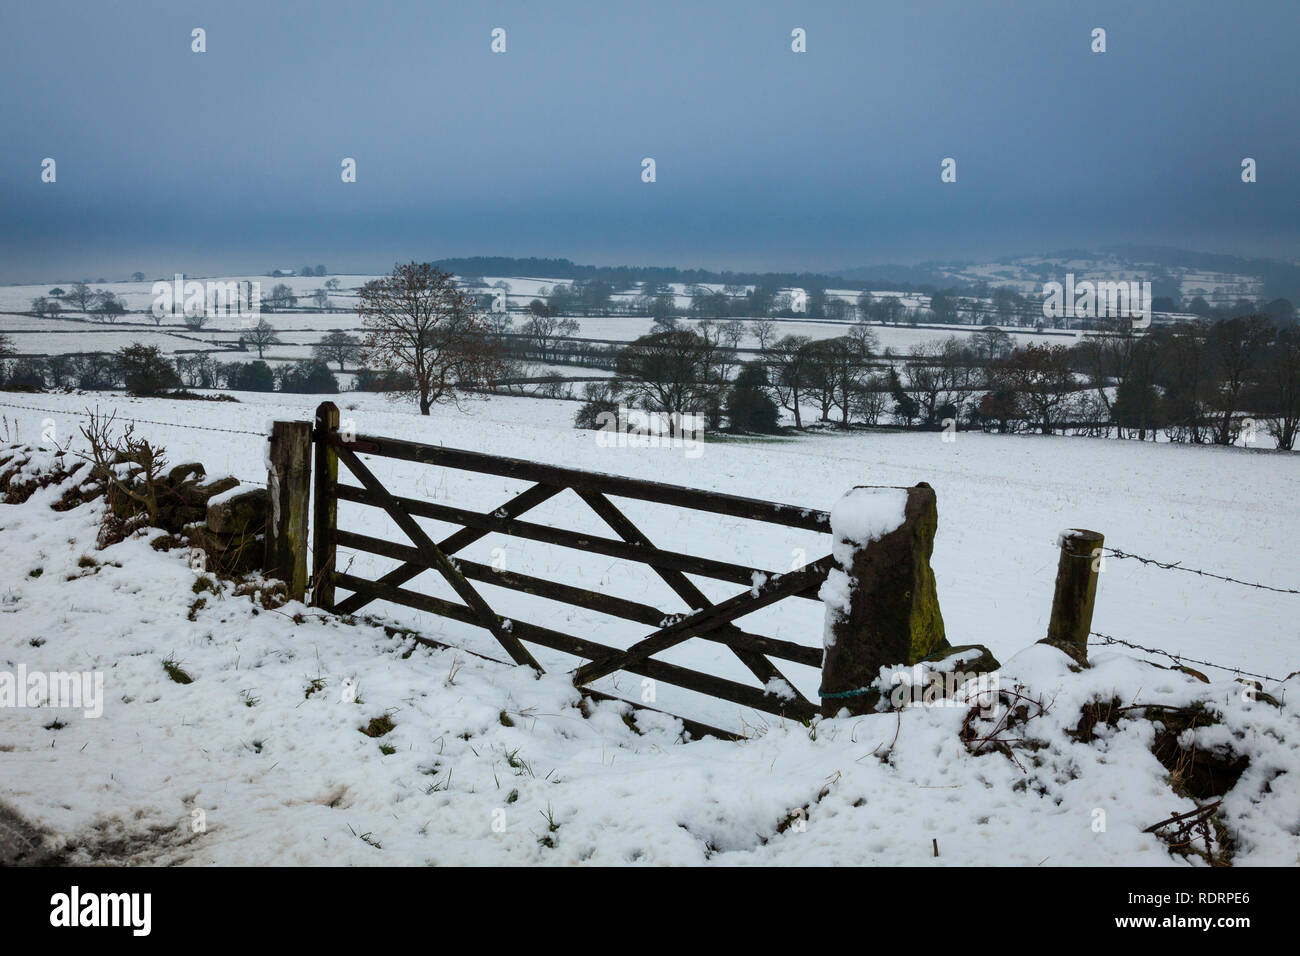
[0,398,269,486]
[1084,545,1297,686]
[1089,631,1295,685]
[1102,545,1300,595]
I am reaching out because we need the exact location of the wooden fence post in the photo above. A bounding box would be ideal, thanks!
[1041,529,1104,663]
[312,402,339,609]
[265,420,312,601]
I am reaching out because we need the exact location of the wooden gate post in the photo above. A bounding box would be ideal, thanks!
[1041,529,1104,664]
[312,402,340,609]
[265,420,312,601]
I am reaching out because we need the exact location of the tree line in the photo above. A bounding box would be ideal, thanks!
[522,278,1296,330]
[0,342,344,397]
[573,317,1300,449]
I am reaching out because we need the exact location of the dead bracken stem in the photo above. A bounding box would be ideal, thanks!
[75,406,168,525]
[960,685,1054,770]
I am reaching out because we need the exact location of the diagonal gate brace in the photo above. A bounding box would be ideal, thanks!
[333,443,543,671]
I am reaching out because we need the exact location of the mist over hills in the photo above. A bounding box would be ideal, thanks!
[433,247,1300,304]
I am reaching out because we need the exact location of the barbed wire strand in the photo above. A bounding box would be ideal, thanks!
[0,399,266,437]
[0,399,267,487]
[1100,545,1299,595]
[1090,631,1296,684]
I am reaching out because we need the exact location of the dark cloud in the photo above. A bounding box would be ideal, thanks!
[1,0,1296,280]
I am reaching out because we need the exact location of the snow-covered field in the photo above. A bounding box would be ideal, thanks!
[0,275,1086,367]
[2,390,1295,698]
[1,386,1297,865]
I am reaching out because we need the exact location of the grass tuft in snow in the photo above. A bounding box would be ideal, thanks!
[360,714,395,738]
[162,655,193,684]
[505,747,533,777]
[537,804,560,848]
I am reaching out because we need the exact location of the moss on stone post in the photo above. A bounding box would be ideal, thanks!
[820,483,951,716]
[265,420,312,601]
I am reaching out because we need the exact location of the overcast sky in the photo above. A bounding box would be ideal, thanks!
[1,0,1296,281]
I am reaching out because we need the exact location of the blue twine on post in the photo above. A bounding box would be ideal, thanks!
[818,686,877,699]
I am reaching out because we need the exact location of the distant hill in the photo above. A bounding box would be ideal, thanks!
[836,247,1300,302]
[429,249,1299,304]
[428,257,937,293]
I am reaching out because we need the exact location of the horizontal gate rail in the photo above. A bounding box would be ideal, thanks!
[335,482,820,598]
[303,404,833,736]
[331,480,564,616]
[574,486,811,706]
[573,556,835,686]
[334,433,831,533]
[334,572,819,721]
[335,528,822,667]
[333,442,542,670]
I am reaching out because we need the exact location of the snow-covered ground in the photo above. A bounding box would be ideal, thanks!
[1,390,1295,720]
[0,274,1090,366]
[1,386,1297,866]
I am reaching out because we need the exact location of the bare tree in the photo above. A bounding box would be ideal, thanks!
[721,318,746,350]
[311,289,331,311]
[1261,326,1300,450]
[1153,323,1211,443]
[1206,315,1273,445]
[902,338,969,425]
[31,296,63,319]
[847,321,879,357]
[814,335,874,425]
[852,372,892,425]
[244,319,281,359]
[613,329,722,435]
[694,319,742,384]
[313,330,360,371]
[768,335,814,428]
[969,326,1013,363]
[989,343,1080,434]
[63,281,96,314]
[266,284,297,312]
[182,304,209,331]
[357,262,505,415]
[91,291,127,323]
[856,291,875,320]
[751,317,777,351]
[523,312,579,363]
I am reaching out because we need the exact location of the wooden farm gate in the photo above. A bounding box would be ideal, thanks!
[304,402,832,737]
